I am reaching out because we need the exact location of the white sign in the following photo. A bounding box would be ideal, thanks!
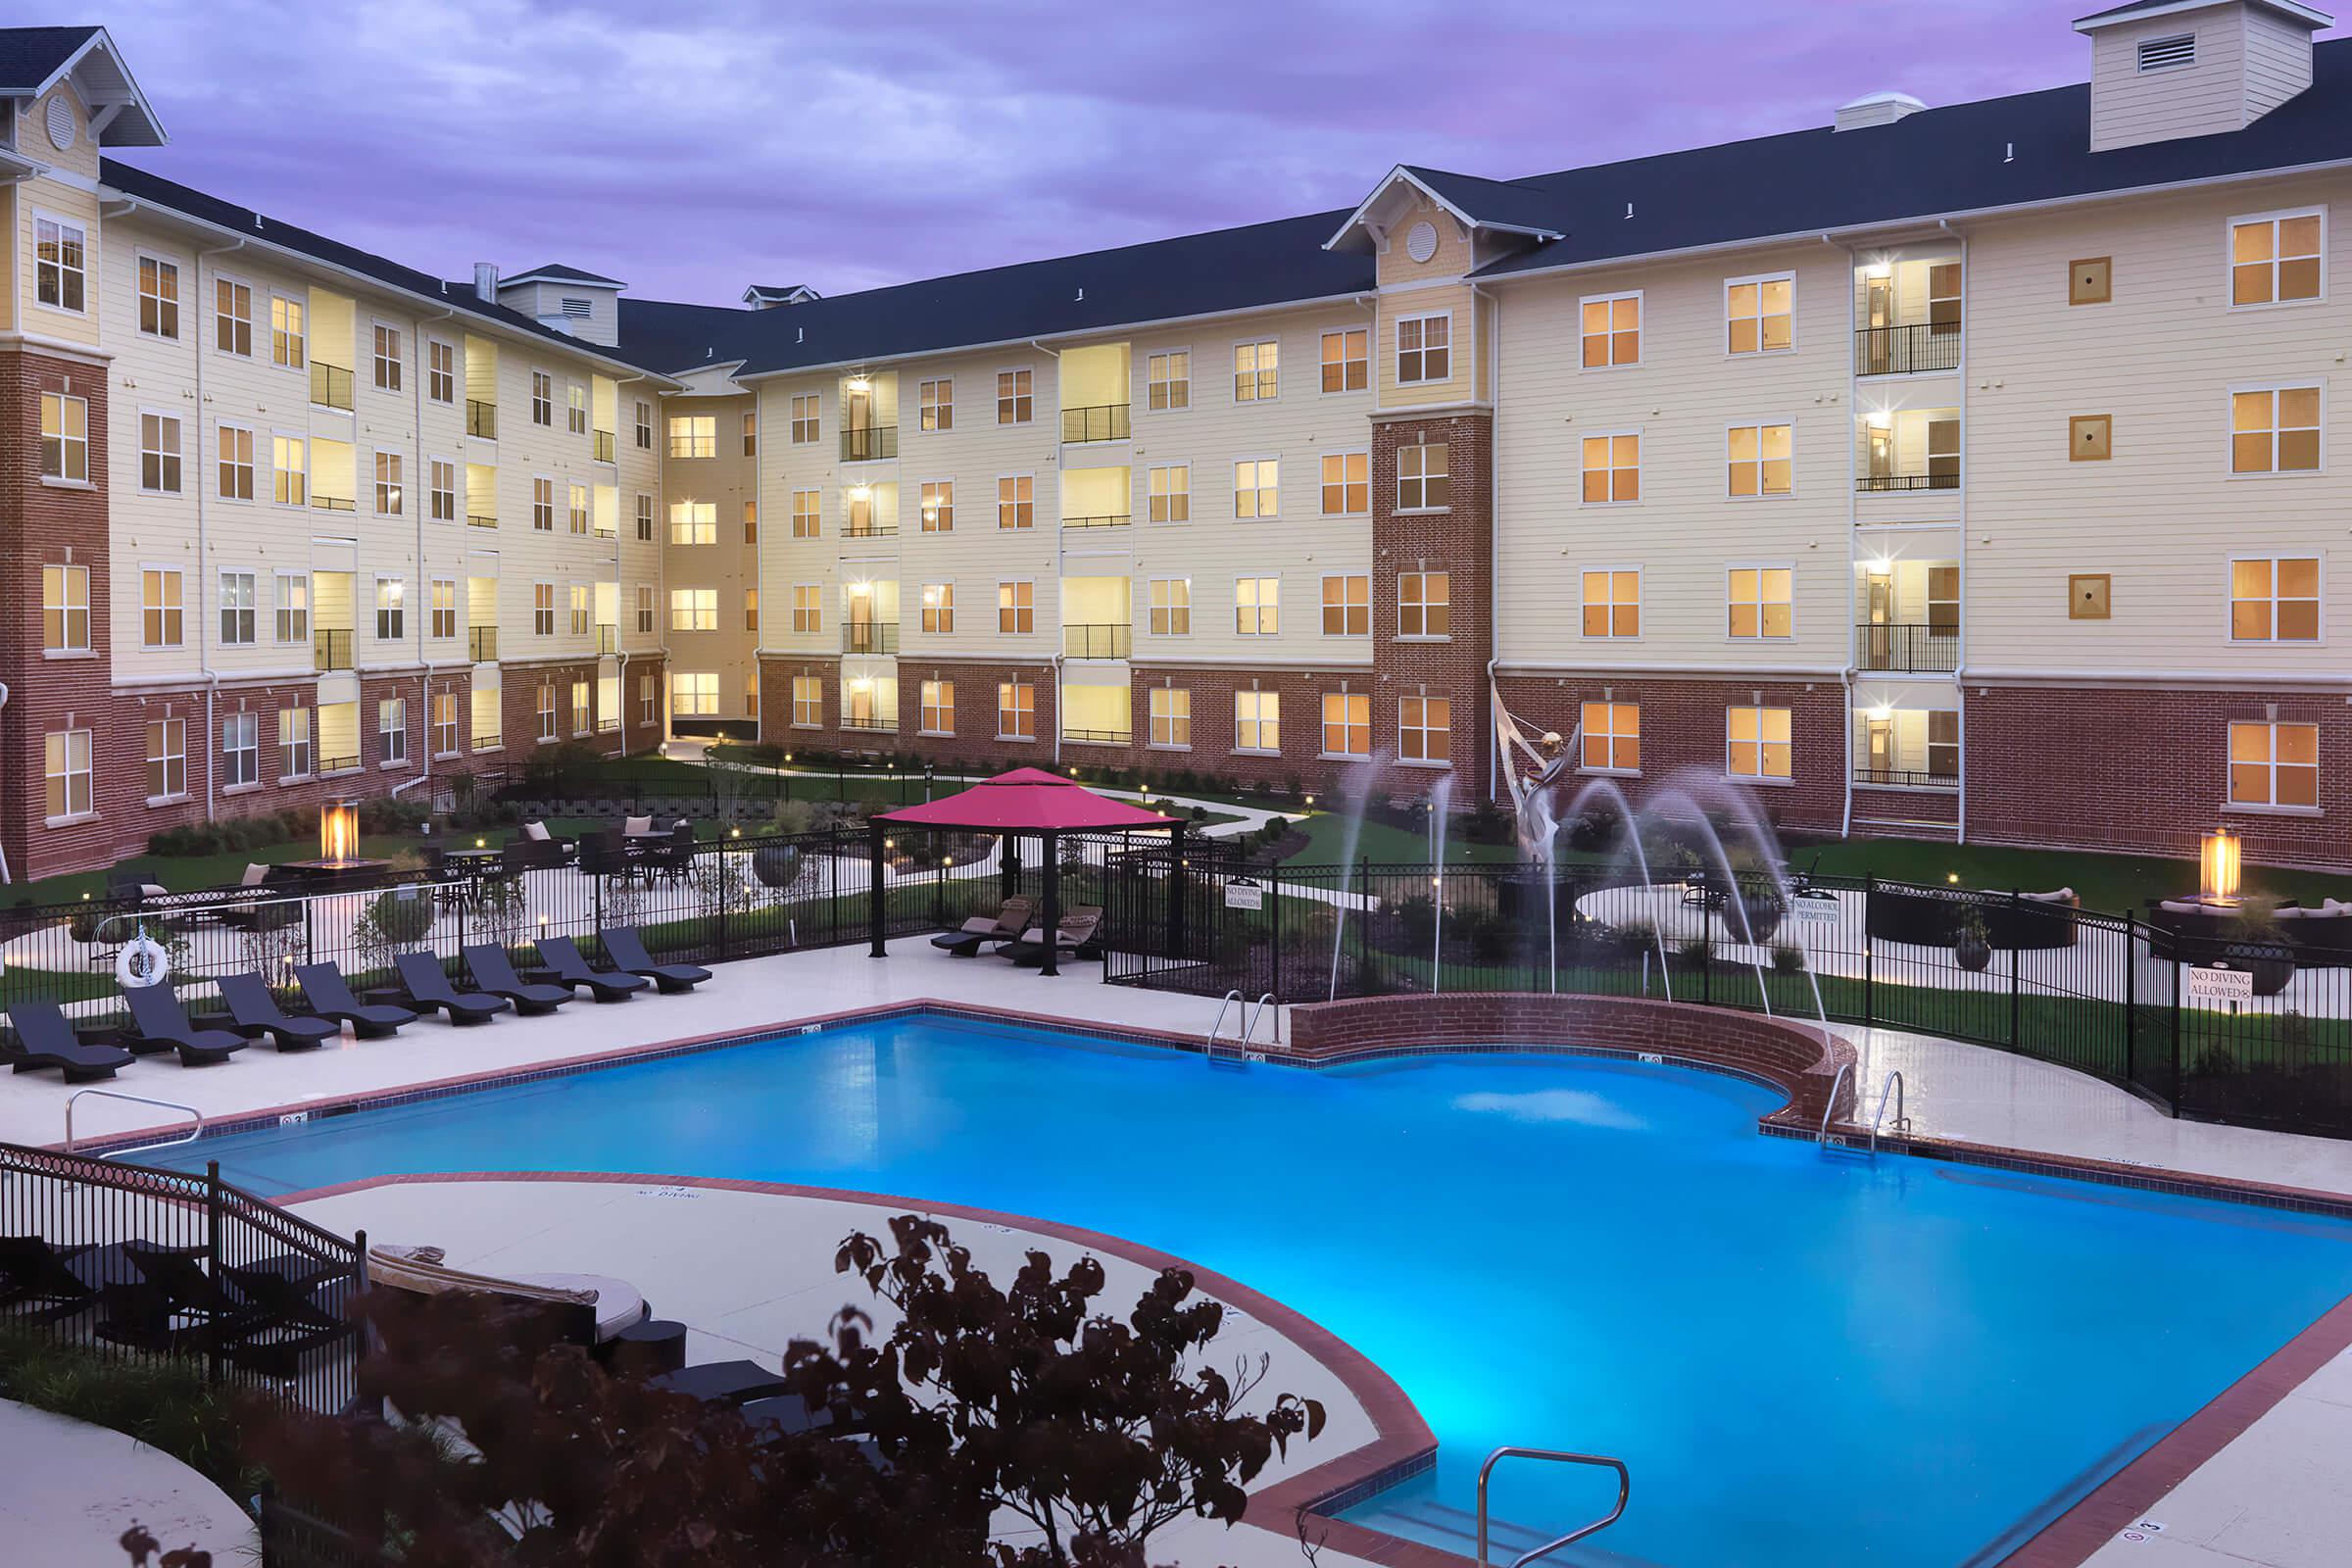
[1790,898,1839,923]
[2185,965,2255,1004]
[2118,1520,2166,1544]
[1224,880,1265,910]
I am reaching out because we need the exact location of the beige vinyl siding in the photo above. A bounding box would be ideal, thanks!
[2243,5,2316,120]
[20,177,101,349]
[1375,195,1473,288]
[658,386,760,717]
[2087,6,2257,151]
[1378,284,1477,409]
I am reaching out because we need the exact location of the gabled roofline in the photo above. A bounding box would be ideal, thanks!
[10,26,168,147]
[1321,164,1564,253]
[501,267,626,290]
[2073,0,2330,31]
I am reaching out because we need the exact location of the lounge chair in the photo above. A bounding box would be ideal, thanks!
[220,1254,361,1378]
[0,1235,103,1319]
[121,980,249,1066]
[598,926,710,993]
[391,953,512,1025]
[930,895,1033,956]
[96,1241,264,1356]
[2,1001,134,1081]
[532,936,649,1002]
[292,962,416,1038]
[461,945,573,1015]
[213,972,337,1052]
[368,1243,649,1348]
[1000,906,1103,966]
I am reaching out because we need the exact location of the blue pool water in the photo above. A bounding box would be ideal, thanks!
[164,1014,2352,1567]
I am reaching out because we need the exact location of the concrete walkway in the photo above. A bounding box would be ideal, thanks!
[0,1397,258,1567]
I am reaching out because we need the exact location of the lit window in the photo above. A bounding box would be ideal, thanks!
[1235,690,1281,752]
[374,451,404,516]
[533,582,556,637]
[919,481,954,532]
[998,681,1036,740]
[1234,459,1279,518]
[1321,453,1369,515]
[275,575,309,644]
[2229,720,2319,808]
[1728,706,1792,779]
[215,278,252,356]
[1149,466,1190,522]
[1581,293,1640,368]
[535,683,558,739]
[671,672,719,717]
[998,580,1035,634]
[219,570,256,646]
[1150,686,1192,748]
[272,434,305,506]
[1396,314,1450,383]
[568,583,590,637]
[1400,696,1451,763]
[38,393,87,482]
[793,585,821,633]
[919,379,953,431]
[920,582,955,633]
[280,708,311,778]
[1322,691,1370,758]
[139,255,181,339]
[430,459,456,522]
[792,490,819,538]
[270,296,306,369]
[1321,328,1366,393]
[1399,571,1449,637]
[635,401,653,449]
[791,394,819,444]
[141,413,183,494]
[1321,575,1368,637]
[2230,557,2321,641]
[670,588,718,631]
[669,501,716,545]
[534,476,556,531]
[667,415,715,458]
[33,215,86,313]
[792,675,822,727]
[1727,273,1794,355]
[1234,340,1279,402]
[1728,424,1793,496]
[142,568,183,648]
[998,474,1035,529]
[1728,567,1793,639]
[1581,702,1641,772]
[997,369,1033,424]
[2230,210,2324,307]
[2230,386,2322,473]
[430,578,457,640]
[1237,576,1280,636]
[428,340,455,403]
[147,717,186,800]
[376,577,406,641]
[1397,443,1449,510]
[1150,578,1191,636]
[568,481,588,535]
[41,564,89,652]
[741,409,756,456]
[635,494,654,541]
[1582,433,1640,503]
[216,423,253,501]
[1582,568,1640,637]
[531,371,554,426]
[45,729,92,818]
[431,691,459,757]
[916,680,955,736]
[1147,353,1190,411]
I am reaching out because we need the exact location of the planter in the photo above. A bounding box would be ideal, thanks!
[750,845,802,890]
[2223,940,2296,997]
[1953,931,1992,972]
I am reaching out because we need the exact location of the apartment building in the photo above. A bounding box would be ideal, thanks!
[9,2,2352,878]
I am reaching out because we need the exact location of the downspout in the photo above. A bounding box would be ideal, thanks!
[192,237,248,824]
[394,304,457,800]
[1028,341,1062,764]
[608,372,644,757]
[1473,282,1502,802]
[1947,218,1970,845]
[0,681,10,881]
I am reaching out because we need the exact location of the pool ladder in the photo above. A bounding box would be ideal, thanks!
[1476,1446,1631,1567]
[65,1088,205,1156]
[1818,1067,1909,1155]
[1206,990,1277,1063]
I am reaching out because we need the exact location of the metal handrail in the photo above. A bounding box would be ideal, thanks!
[1476,1446,1631,1568]
[1244,992,1279,1048]
[1206,990,1245,1062]
[66,1088,204,1155]
[1871,1070,1910,1152]
[1819,1062,1851,1146]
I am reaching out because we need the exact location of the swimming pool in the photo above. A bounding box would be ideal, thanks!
[161,1012,2352,1567]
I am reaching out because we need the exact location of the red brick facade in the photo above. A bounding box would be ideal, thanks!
[1372,410,1494,802]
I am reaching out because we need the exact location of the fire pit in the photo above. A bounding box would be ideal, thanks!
[276,800,391,884]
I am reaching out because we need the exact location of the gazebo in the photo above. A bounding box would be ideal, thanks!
[867,767,1182,976]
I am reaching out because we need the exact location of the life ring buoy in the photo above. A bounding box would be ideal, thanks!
[117,935,171,989]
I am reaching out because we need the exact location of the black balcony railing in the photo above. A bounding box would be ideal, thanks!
[467,513,496,528]
[842,622,900,655]
[466,399,497,440]
[1854,622,1960,673]
[1061,404,1132,443]
[312,494,356,513]
[1854,322,1962,376]
[313,627,353,671]
[1856,471,1960,494]
[471,733,501,753]
[1063,623,1133,659]
[597,625,618,655]
[1063,514,1132,530]
[310,361,354,411]
[841,426,898,462]
[845,522,899,539]
[594,429,615,463]
[1061,727,1133,746]
[1853,765,1960,789]
[596,716,620,733]
[840,714,895,732]
[318,754,360,776]
[468,625,498,662]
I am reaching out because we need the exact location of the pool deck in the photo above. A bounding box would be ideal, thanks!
[0,1396,258,1567]
[8,940,2352,1566]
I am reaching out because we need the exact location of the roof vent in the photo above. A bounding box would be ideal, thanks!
[1834,90,1927,131]
[2136,32,2196,71]
[473,263,499,303]
[560,297,593,318]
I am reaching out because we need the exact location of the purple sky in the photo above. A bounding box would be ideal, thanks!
[97,1,2321,306]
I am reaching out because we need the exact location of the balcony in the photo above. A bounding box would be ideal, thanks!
[840,426,897,463]
[1855,324,1960,377]
[1854,623,1959,673]
[844,521,898,539]
[1062,727,1133,746]
[597,624,617,655]
[594,429,615,463]
[840,714,895,733]
[468,626,498,662]
[318,754,361,776]
[471,733,501,754]
[1853,765,1959,789]
[842,622,900,655]
[467,513,496,529]
[466,400,497,440]
[1063,514,1131,530]
[1061,404,1131,444]
[314,628,354,672]
[1063,623,1133,659]
[1856,471,1958,495]
[310,361,354,412]
[312,493,356,513]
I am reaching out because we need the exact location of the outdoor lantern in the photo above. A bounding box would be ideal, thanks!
[2202,828,2243,904]
[320,800,361,863]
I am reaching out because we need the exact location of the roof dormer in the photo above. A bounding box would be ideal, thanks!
[0,26,167,150]
[1325,165,1561,284]
[494,263,626,348]
[2075,0,2330,151]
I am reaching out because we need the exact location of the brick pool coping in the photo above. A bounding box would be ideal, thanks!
[61,989,2352,1568]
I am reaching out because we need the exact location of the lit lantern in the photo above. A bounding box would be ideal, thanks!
[2201,828,2242,905]
[320,800,361,863]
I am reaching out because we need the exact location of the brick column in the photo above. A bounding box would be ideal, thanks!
[1372,410,1493,806]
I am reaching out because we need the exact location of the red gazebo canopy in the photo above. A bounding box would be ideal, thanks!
[874,766,1179,833]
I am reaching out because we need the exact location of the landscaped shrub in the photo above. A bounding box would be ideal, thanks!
[1678,934,1715,968]
[1771,940,1807,975]
[353,887,434,972]
[1466,910,1513,964]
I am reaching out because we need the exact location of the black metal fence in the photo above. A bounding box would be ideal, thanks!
[1102,852,2352,1140]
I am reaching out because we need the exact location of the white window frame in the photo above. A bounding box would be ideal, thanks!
[1727,420,1795,499]
[274,571,310,645]
[271,431,307,508]
[141,564,184,649]
[1580,428,1642,505]
[1233,457,1279,519]
[996,680,1038,742]
[1398,694,1453,767]
[1236,575,1280,637]
[1580,701,1642,776]
[1581,564,1642,640]
[214,272,255,358]
[1319,327,1368,395]
[1234,689,1281,755]
[1396,443,1449,513]
[135,249,182,340]
[428,456,457,522]
[1148,577,1192,638]
[375,575,406,642]
[1148,465,1191,523]
[1320,451,1370,517]
[221,710,261,790]
[1320,689,1372,760]
[39,392,89,485]
[41,563,90,655]
[1145,350,1191,413]
[918,378,954,432]
[1395,311,1452,385]
[278,706,312,781]
[138,408,183,495]
[919,678,956,737]
[1232,338,1280,403]
[2227,205,2328,312]
[2226,555,2324,645]
[1726,705,1794,782]
[216,421,255,503]
[30,209,89,317]
[792,674,822,728]
[1321,573,1369,638]
[996,473,1036,530]
[918,580,955,634]
[429,577,458,641]
[531,369,555,427]
[792,583,822,635]
[997,579,1036,635]
[1725,270,1797,357]
[1148,685,1192,750]
[533,581,556,638]
[426,338,456,404]
[431,689,459,758]
[45,728,93,822]
[1397,569,1450,640]
[1579,290,1642,370]
[146,714,188,803]
[1727,563,1796,642]
[373,450,404,517]
[2227,718,2322,810]
[218,568,257,647]
[2227,380,2326,477]
[996,367,1035,425]
[270,291,307,371]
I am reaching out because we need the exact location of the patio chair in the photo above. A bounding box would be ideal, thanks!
[0,1235,105,1320]
[1000,906,1104,967]
[292,961,417,1038]
[121,980,249,1066]
[930,895,1033,956]
[531,936,649,1002]
[391,953,512,1025]
[95,1241,266,1356]
[598,926,710,993]
[2,1001,134,1081]
[460,944,573,1014]
[368,1243,650,1348]
[214,972,338,1051]
[649,1358,792,1406]
[646,825,696,886]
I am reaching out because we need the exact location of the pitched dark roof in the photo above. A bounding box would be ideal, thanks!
[0,24,99,88]
[98,159,672,377]
[617,297,759,373]
[1397,166,1565,235]
[503,263,625,288]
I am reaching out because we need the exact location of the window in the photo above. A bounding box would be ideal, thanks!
[635,494,654,541]
[430,459,456,522]
[1399,570,1450,637]
[1149,578,1191,636]
[2230,210,2324,307]
[45,729,91,818]
[1322,692,1370,758]
[1320,328,1366,393]
[1582,568,1640,637]
[918,480,954,532]
[1149,687,1191,748]
[1235,689,1281,753]
[2230,720,2319,808]
[998,580,1035,634]
[568,482,588,535]
[270,434,305,506]
[2230,385,2322,474]
[741,409,757,457]
[531,371,554,426]
[1234,340,1279,402]
[374,452,404,515]
[1581,433,1640,503]
[219,570,256,645]
[1401,696,1451,763]
[921,582,955,633]
[533,477,556,531]
[41,564,88,653]
[1397,443,1449,510]
[38,393,87,482]
[1726,706,1792,781]
[270,296,306,369]
[998,682,1036,740]
[33,214,86,313]
[792,675,822,726]
[1727,272,1794,355]
[376,577,406,641]
[1582,293,1641,368]
[369,697,405,764]
[275,575,308,644]
[1581,702,1641,772]
[1321,574,1368,637]
[998,474,1035,529]
[138,255,180,339]
[666,414,715,459]
[657,673,712,721]
[146,717,186,800]
[732,500,754,545]
[422,578,454,641]
[370,324,401,391]
[2071,257,2113,307]
[791,490,819,539]
[790,395,818,444]
[217,423,253,500]
[1321,453,1369,515]
[664,500,712,546]
[140,413,182,494]
[568,584,590,637]
[2229,557,2320,642]
[1237,576,1279,636]
[639,673,658,725]
[570,679,591,734]
[792,584,821,633]
[1728,424,1792,496]
[279,707,311,779]
[222,711,259,788]
[636,583,655,634]
[2071,414,2113,463]
[431,691,458,757]
[920,679,956,735]
[1234,459,1279,518]
[635,401,653,449]
[2070,572,2112,619]
[566,382,587,435]
[670,587,717,631]
[535,683,558,740]
[1396,313,1450,383]
[917,378,954,431]
[1726,566,1794,639]
[997,369,1033,424]
[428,340,455,403]
[215,277,252,356]
[534,582,556,637]
[1149,465,1190,522]
[142,568,183,648]
[1147,352,1190,411]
